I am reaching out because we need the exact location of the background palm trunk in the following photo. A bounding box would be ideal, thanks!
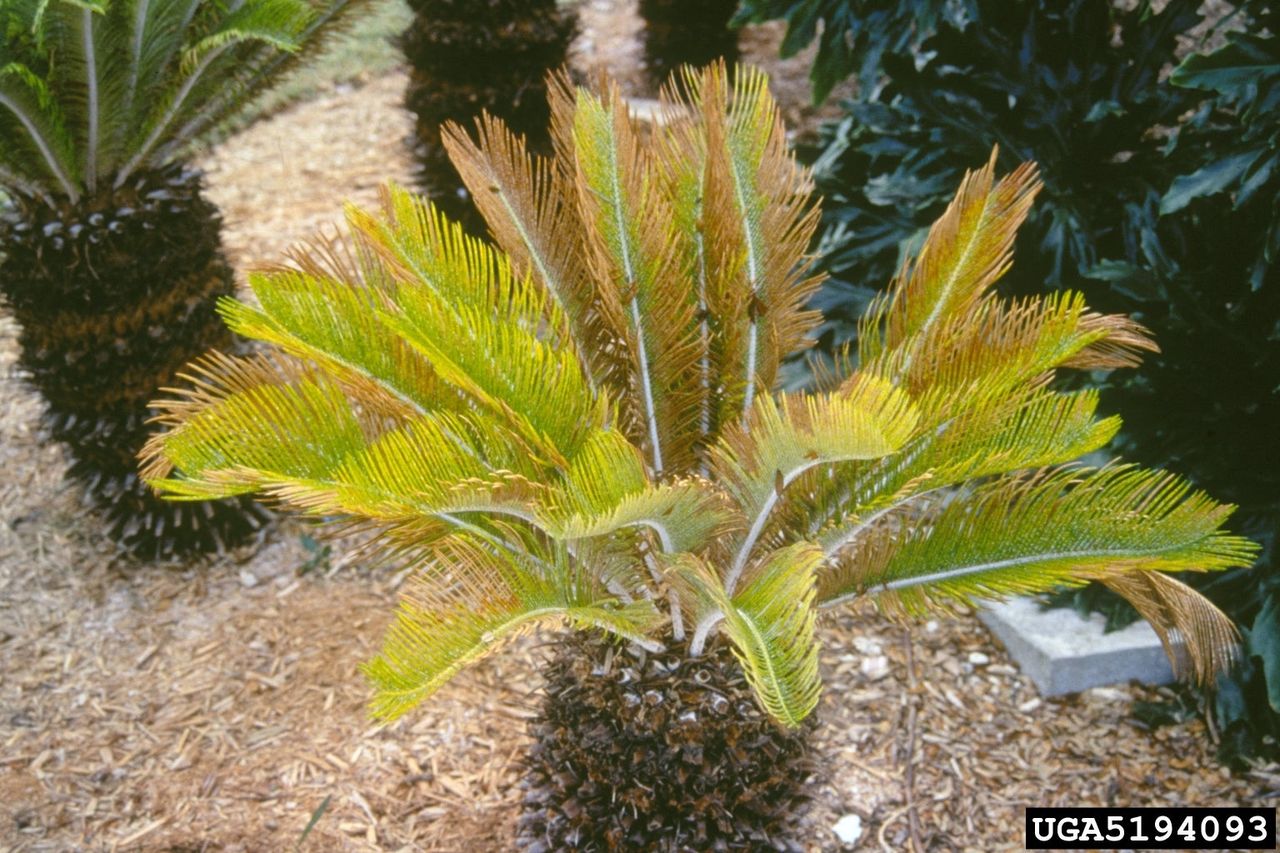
[0,165,268,559]
[400,0,576,228]
[519,630,815,851]
[639,0,741,87]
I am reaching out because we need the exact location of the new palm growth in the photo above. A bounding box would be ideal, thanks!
[143,65,1257,846]
[0,0,363,557]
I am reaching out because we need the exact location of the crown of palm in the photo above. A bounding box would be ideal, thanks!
[142,64,1258,727]
[0,0,358,203]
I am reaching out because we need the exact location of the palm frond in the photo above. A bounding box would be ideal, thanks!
[821,467,1259,636]
[1102,570,1239,685]
[0,57,79,198]
[569,77,703,476]
[364,535,664,720]
[222,268,453,420]
[713,373,919,592]
[441,112,613,387]
[869,291,1156,417]
[0,0,366,197]
[537,428,737,553]
[346,184,606,465]
[693,63,822,422]
[857,149,1041,378]
[142,359,556,541]
[671,543,823,728]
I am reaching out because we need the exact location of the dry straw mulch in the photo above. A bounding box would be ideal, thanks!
[3,5,1278,850]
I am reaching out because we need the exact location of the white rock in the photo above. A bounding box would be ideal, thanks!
[852,636,882,655]
[1017,697,1042,713]
[1086,686,1131,702]
[238,570,259,588]
[925,619,940,634]
[832,813,864,846]
[968,652,990,665]
[860,655,890,681]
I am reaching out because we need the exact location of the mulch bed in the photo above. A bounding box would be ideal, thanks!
[2,2,1277,850]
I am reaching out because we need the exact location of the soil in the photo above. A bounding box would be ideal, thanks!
[2,2,1277,851]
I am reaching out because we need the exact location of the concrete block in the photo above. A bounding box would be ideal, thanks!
[978,597,1174,696]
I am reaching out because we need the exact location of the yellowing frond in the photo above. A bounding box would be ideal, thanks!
[670,544,823,728]
[440,113,615,386]
[676,64,822,426]
[364,536,664,720]
[222,269,449,420]
[713,373,920,592]
[859,149,1041,377]
[570,79,703,476]
[822,467,1259,635]
[140,64,1259,731]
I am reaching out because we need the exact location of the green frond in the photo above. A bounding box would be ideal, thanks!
[222,268,452,420]
[364,536,665,720]
[671,543,823,727]
[0,57,78,197]
[713,373,920,592]
[0,0,366,196]
[821,466,1259,622]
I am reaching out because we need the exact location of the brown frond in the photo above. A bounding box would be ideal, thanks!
[1065,312,1160,369]
[696,63,823,424]
[862,148,1041,374]
[569,76,705,476]
[441,112,624,389]
[1101,571,1240,686]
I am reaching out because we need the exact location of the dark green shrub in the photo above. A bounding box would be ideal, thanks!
[733,0,971,102]
[787,0,1280,765]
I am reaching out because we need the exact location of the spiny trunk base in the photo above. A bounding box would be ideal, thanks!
[0,165,270,560]
[519,631,815,851]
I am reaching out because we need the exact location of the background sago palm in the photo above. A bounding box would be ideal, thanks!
[0,0,363,558]
[142,64,1258,848]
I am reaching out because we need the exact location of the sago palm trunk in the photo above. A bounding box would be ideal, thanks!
[519,631,815,851]
[400,0,575,227]
[639,0,741,87]
[0,165,267,558]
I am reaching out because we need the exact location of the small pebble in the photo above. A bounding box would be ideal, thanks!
[924,619,939,634]
[832,813,864,846]
[860,655,890,681]
[852,636,882,655]
[1018,698,1042,713]
[987,664,1018,676]
[967,652,990,665]
[238,570,259,588]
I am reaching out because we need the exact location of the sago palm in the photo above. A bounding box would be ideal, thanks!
[0,0,363,557]
[142,64,1258,848]
[638,0,740,87]
[400,0,575,227]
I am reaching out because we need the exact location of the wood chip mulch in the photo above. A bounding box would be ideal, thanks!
[2,4,1277,850]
